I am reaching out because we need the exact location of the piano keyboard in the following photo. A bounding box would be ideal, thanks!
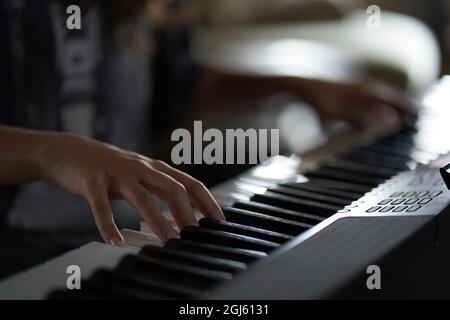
[1,77,450,299]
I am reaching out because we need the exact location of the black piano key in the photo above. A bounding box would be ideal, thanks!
[140,245,247,273]
[358,145,413,160]
[381,138,440,157]
[378,134,414,147]
[320,160,398,180]
[83,277,171,300]
[374,140,439,158]
[281,182,362,201]
[48,290,79,300]
[116,254,232,290]
[268,186,350,207]
[233,200,324,225]
[343,150,409,171]
[90,268,203,299]
[304,178,372,193]
[372,140,415,151]
[198,218,293,244]
[180,226,279,253]
[251,191,341,217]
[48,287,106,300]
[165,239,266,263]
[305,168,383,188]
[223,207,312,236]
[399,121,418,133]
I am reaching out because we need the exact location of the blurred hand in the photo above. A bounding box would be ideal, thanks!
[299,80,416,131]
[43,133,224,245]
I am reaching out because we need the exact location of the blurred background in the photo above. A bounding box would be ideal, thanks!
[150,0,450,186]
[194,0,450,79]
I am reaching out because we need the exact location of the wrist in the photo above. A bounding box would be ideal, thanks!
[0,126,74,185]
[32,131,68,183]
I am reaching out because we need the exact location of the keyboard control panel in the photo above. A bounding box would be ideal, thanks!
[338,167,450,217]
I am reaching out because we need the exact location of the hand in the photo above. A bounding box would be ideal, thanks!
[42,133,224,245]
[299,79,416,131]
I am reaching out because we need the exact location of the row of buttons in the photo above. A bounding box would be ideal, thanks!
[366,205,422,213]
[389,190,442,198]
[378,198,432,206]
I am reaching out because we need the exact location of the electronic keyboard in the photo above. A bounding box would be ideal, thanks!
[1,77,450,300]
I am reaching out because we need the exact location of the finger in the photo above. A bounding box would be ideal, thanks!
[119,179,179,241]
[359,82,417,116]
[337,101,377,130]
[151,160,225,220]
[365,102,403,131]
[85,179,124,246]
[313,93,374,130]
[136,165,199,229]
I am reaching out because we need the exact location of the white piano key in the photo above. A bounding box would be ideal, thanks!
[121,229,162,248]
[0,241,138,300]
[139,209,205,235]
[140,221,154,234]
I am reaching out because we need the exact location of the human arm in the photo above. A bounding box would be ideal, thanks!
[0,125,224,245]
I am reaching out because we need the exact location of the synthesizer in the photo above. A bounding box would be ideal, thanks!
[1,77,450,299]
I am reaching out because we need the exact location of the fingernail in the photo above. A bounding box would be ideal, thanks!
[216,212,226,221]
[109,236,124,247]
[218,208,226,220]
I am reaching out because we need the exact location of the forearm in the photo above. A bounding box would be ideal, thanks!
[0,125,55,185]
[193,68,320,110]
[192,69,411,130]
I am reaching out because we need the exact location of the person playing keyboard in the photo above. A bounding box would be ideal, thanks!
[0,0,411,277]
